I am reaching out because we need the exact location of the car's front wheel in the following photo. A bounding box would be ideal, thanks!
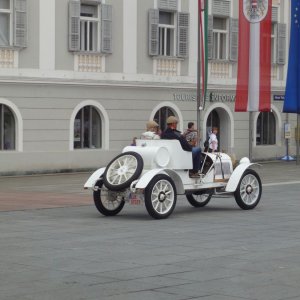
[103,152,143,191]
[186,190,213,207]
[145,174,177,219]
[234,169,262,210]
[93,180,125,216]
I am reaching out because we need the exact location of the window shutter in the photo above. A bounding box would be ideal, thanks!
[158,0,178,11]
[14,0,27,48]
[177,12,189,58]
[101,4,112,53]
[148,9,159,56]
[272,6,278,23]
[68,0,80,51]
[212,0,230,17]
[277,23,286,65]
[207,15,213,60]
[229,18,238,61]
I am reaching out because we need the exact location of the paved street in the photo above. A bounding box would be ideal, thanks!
[1,162,300,300]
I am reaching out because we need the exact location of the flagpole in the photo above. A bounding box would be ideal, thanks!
[197,0,206,147]
[197,0,201,147]
[249,112,253,161]
[297,114,300,165]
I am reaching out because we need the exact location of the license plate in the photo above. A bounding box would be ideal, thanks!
[129,193,143,205]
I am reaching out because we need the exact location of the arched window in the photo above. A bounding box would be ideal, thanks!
[154,106,175,131]
[256,112,276,145]
[73,105,102,149]
[0,104,15,150]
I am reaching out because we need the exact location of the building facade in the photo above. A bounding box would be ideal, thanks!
[0,0,296,175]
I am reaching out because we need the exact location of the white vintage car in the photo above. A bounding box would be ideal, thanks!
[84,139,262,219]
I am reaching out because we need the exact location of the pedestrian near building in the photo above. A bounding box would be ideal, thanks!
[183,122,198,147]
[208,127,218,153]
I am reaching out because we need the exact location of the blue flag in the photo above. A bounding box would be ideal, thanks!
[284,0,300,113]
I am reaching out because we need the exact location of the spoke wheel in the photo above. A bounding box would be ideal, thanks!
[145,174,177,219]
[234,169,262,210]
[186,191,213,207]
[93,180,125,216]
[103,152,143,191]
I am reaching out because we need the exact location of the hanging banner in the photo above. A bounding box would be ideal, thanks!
[235,0,272,112]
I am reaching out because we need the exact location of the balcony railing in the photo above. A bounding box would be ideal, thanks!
[209,61,232,78]
[154,57,180,76]
[75,53,103,72]
[0,49,17,69]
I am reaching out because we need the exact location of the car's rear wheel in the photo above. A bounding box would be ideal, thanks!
[234,169,262,210]
[145,174,177,219]
[93,180,125,216]
[186,190,213,207]
[103,152,143,191]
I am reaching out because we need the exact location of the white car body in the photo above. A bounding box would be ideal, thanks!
[84,139,262,219]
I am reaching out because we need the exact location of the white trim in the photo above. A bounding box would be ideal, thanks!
[248,22,260,111]
[150,101,184,132]
[154,0,158,9]
[178,0,181,12]
[69,100,109,151]
[0,97,23,152]
[39,0,55,70]
[123,0,137,74]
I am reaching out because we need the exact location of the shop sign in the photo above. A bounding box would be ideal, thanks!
[173,93,196,102]
[173,92,236,103]
[209,92,235,103]
[273,95,285,101]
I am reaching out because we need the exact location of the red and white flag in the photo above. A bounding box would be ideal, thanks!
[235,0,272,112]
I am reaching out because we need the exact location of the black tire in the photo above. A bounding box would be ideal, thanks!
[234,169,262,210]
[103,152,143,191]
[186,190,213,207]
[93,180,125,216]
[145,174,177,219]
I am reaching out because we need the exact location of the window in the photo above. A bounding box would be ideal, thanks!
[0,104,15,150]
[149,9,189,58]
[80,4,99,52]
[158,11,175,56]
[74,106,102,149]
[0,0,12,46]
[69,0,112,53]
[213,17,228,60]
[256,112,276,145]
[0,0,27,48]
[154,106,175,131]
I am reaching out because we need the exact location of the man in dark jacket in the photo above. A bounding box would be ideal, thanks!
[161,116,202,178]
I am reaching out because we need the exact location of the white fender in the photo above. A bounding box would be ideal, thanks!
[135,169,185,194]
[225,163,258,192]
[135,169,167,190]
[84,167,106,189]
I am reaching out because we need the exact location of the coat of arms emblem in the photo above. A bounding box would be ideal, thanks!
[243,0,269,23]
